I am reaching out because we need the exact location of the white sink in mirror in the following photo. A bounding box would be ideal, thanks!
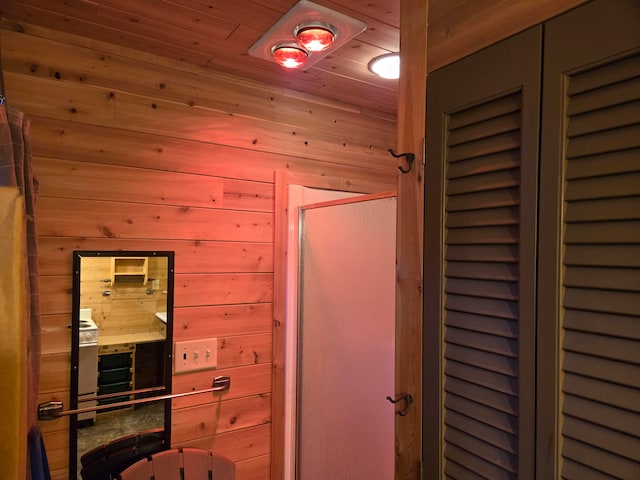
[155,312,167,324]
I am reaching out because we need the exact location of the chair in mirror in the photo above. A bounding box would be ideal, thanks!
[70,251,175,480]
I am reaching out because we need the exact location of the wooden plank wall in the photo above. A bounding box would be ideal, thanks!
[0,20,396,480]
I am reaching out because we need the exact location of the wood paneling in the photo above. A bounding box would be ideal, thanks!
[1,19,395,479]
[171,395,272,442]
[172,423,272,461]
[0,0,400,115]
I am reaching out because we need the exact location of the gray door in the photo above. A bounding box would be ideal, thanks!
[424,1,640,478]
[424,26,541,480]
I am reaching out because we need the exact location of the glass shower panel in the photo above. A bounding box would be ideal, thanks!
[297,195,396,480]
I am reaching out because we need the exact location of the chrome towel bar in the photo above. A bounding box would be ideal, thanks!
[38,375,231,420]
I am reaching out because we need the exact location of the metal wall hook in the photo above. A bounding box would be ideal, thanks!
[386,392,414,416]
[388,148,416,174]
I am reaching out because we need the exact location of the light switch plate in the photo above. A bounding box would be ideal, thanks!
[174,338,217,374]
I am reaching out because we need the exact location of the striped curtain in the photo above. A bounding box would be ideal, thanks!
[0,103,41,431]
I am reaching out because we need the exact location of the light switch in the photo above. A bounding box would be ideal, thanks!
[173,338,217,374]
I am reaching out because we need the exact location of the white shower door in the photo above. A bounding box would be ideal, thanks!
[297,193,396,480]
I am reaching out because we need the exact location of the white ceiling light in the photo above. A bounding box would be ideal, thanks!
[368,53,400,79]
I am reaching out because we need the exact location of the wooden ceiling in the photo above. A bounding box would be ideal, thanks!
[1,0,400,116]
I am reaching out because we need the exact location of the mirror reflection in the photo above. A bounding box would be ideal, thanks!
[71,251,174,480]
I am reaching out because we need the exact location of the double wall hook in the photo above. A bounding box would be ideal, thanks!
[389,148,416,174]
[386,392,414,416]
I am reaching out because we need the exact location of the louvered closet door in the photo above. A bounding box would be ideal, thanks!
[424,28,541,479]
[538,1,640,479]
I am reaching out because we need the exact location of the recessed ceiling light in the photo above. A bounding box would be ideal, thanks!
[368,53,400,79]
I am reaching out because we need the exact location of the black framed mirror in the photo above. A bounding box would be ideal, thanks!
[70,251,174,480]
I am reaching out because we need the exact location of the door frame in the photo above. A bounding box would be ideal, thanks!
[271,170,396,479]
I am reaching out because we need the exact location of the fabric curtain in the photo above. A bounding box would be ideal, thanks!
[0,103,40,430]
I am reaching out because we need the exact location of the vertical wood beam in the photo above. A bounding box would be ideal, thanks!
[396,0,427,478]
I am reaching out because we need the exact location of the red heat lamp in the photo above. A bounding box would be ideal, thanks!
[272,44,309,69]
[271,22,338,69]
[295,22,337,52]
[249,2,366,71]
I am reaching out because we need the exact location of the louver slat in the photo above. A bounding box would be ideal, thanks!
[566,124,640,158]
[446,393,518,435]
[564,352,640,388]
[563,396,639,436]
[448,112,521,146]
[563,310,640,339]
[567,76,640,115]
[445,360,517,394]
[447,93,521,130]
[446,311,518,338]
[446,293,518,319]
[564,266,640,291]
[446,278,518,300]
[445,425,517,468]
[446,344,518,378]
[447,187,519,212]
[564,196,640,222]
[441,90,523,480]
[560,51,640,479]
[447,132,521,163]
[447,150,520,180]
[446,327,517,356]
[563,373,640,413]
[444,443,515,480]
[561,458,619,480]
[565,149,638,179]
[562,438,639,479]
[566,100,640,136]
[564,288,640,316]
[445,262,518,281]
[447,168,519,195]
[565,172,640,200]
[567,54,640,96]
[564,245,640,267]
[446,411,518,454]
[447,226,519,245]
[562,416,640,462]
[563,331,639,363]
[446,206,519,228]
[444,461,486,480]
[565,220,640,244]
[445,377,518,415]
[446,244,518,263]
